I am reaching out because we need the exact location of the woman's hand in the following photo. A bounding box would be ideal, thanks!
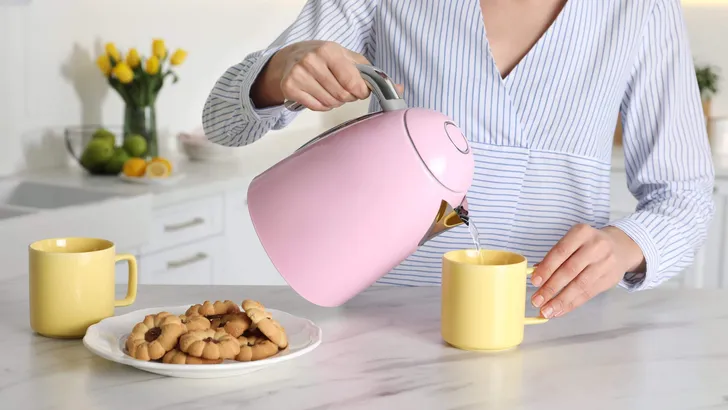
[252,40,403,111]
[530,224,645,318]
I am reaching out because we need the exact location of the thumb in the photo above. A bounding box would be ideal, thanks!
[395,83,404,95]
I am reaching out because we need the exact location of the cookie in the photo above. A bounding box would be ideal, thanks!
[179,329,240,360]
[209,312,252,338]
[126,312,185,361]
[235,335,279,362]
[186,300,240,317]
[243,300,288,349]
[179,314,211,332]
[162,349,223,365]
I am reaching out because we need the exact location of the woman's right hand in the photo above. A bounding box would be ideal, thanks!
[251,41,400,111]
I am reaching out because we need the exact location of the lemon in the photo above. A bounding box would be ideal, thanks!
[145,161,170,178]
[123,134,148,157]
[122,158,147,177]
[149,157,173,173]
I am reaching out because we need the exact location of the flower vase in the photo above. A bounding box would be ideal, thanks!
[124,104,158,158]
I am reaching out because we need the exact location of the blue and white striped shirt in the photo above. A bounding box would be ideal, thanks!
[203,0,715,291]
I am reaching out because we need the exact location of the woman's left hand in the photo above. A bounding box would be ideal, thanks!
[530,224,645,318]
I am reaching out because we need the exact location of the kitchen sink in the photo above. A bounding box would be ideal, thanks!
[0,180,118,210]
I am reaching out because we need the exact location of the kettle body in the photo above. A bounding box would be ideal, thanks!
[247,65,475,307]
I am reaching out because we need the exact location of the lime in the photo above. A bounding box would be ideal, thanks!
[91,128,116,146]
[123,134,148,157]
[104,147,130,174]
[80,139,115,172]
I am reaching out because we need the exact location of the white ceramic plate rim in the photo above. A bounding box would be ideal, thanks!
[83,305,322,373]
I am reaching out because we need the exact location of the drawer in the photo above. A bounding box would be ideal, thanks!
[137,235,226,285]
[142,195,224,254]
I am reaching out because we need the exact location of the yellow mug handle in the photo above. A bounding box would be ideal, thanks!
[114,254,138,307]
[524,267,549,325]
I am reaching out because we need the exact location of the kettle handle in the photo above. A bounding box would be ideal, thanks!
[283,64,407,112]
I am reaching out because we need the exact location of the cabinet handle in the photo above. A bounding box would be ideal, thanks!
[167,252,208,269]
[164,217,204,232]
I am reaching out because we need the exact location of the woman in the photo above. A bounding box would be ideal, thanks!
[202,0,715,319]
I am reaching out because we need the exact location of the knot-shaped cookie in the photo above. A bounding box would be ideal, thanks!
[179,314,211,332]
[162,349,223,365]
[242,299,288,349]
[179,329,240,360]
[235,334,279,362]
[209,312,251,338]
[186,300,240,319]
[126,312,185,361]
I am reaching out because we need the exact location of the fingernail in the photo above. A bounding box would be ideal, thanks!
[532,294,544,307]
[542,306,554,318]
[531,276,543,287]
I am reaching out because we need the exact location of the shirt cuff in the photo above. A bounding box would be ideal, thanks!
[606,216,661,292]
[238,47,287,123]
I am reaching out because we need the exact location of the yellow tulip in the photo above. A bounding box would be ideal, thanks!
[96,55,112,76]
[105,42,121,63]
[126,48,141,68]
[145,55,160,75]
[152,38,166,59]
[170,49,187,66]
[112,62,134,84]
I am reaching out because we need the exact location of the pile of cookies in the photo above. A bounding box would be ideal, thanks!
[124,299,288,364]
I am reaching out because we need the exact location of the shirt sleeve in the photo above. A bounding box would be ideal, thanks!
[202,0,378,147]
[608,0,716,291]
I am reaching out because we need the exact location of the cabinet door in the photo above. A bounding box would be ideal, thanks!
[222,189,287,285]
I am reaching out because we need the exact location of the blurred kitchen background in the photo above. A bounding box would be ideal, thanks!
[1,0,728,290]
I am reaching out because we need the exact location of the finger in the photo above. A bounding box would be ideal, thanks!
[282,65,340,109]
[329,57,370,100]
[532,224,593,288]
[283,89,329,112]
[300,54,357,104]
[532,238,604,308]
[395,84,405,95]
[554,269,618,317]
[541,263,603,318]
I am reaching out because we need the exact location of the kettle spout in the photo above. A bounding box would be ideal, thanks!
[418,198,470,246]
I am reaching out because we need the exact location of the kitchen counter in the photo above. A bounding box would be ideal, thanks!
[1,275,727,410]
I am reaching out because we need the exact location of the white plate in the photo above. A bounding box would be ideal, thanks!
[83,305,322,379]
[119,173,186,185]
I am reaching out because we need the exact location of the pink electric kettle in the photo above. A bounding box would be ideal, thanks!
[247,64,475,307]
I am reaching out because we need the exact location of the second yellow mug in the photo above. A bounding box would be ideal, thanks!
[29,237,138,339]
[441,249,548,351]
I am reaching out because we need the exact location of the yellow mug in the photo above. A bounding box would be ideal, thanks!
[441,249,548,351]
[29,237,138,339]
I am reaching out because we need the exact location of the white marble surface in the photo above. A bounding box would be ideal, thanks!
[1,275,727,410]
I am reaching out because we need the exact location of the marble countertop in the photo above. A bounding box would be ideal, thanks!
[2,276,727,410]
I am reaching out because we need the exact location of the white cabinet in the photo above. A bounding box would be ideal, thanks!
[138,235,225,285]
[222,189,286,286]
[610,170,726,289]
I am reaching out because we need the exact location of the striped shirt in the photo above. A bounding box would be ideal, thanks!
[202,0,715,291]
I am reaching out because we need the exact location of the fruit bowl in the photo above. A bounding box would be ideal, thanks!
[64,125,149,176]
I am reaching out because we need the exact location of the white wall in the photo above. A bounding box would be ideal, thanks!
[0,0,725,177]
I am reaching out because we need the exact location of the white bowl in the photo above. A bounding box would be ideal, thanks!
[178,131,241,162]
